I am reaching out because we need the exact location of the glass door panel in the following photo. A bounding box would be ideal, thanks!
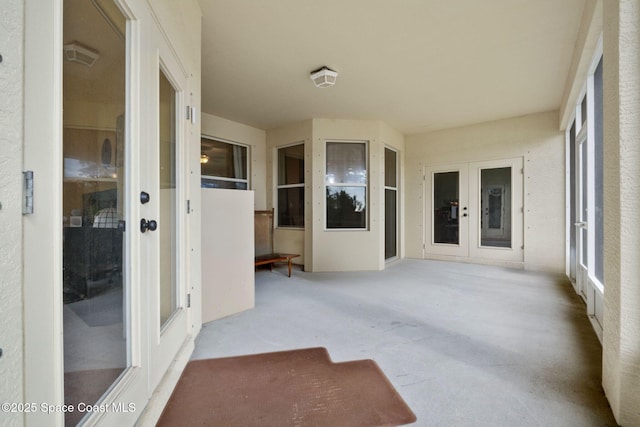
[62,1,128,425]
[433,171,460,245]
[159,69,179,328]
[480,167,512,248]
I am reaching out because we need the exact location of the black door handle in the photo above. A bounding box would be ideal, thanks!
[140,218,157,233]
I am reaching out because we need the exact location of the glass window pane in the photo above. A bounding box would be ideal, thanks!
[62,1,127,425]
[385,189,397,258]
[326,186,366,229]
[480,167,512,248]
[159,69,178,327]
[580,140,588,267]
[326,142,366,184]
[569,122,577,280]
[433,172,459,244]
[201,178,248,190]
[278,187,304,227]
[201,138,247,180]
[385,148,397,188]
[594,57,604,283]
[278,144,304,185]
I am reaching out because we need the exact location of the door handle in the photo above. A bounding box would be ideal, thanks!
[574,222,587,229]
[140,218,158,233]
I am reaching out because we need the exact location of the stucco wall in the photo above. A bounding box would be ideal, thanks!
[266,120,312,267]
[602,0,640,425]
[201,113,267,209]
[0,0,25,424]
[310,119,403,272]
[405,111,565,273]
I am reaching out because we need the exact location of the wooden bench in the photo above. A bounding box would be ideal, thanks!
[254,209,300,277]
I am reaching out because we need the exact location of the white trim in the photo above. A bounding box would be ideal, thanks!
[24,0,65,425]
[276,141,305,229]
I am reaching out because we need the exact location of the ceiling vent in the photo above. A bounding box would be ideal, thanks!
[310,66,338,88]
[64,43,100,67]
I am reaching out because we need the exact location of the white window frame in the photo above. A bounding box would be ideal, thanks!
[200,135,250,189]
[324,140,369,231]
[276,141,305,229]
[384,145,399,260]
[564,36,604,342]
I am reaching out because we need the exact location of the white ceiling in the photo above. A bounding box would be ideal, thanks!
[199,0,586,134]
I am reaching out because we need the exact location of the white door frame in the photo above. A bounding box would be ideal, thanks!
[424,163,469,258]
[424,158,524,266]
[468,158,524,263]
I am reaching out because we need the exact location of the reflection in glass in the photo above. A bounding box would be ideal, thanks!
[433,172,459,244]
[480,167,511,248]
[385,189,397,258]
[593,57,604,283]
[200,137,247,189]
[278,187,304,227]
[326,142,366,184]
[326,186,366,229]
[159,70,178,327]
[278,144,305,227]
[62,1,127,425]
[580,141,588,267]
[278,144,304,185]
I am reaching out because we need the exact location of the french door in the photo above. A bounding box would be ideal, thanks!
[145,21,191,392]
[58,0,191,425]
[424,158,524,264]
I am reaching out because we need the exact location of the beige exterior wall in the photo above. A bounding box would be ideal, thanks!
[602,0,640,425]
[265,119,405,272]
[201,113,267,209]
[0,0,25,424]
[310,119,400,272]
[405,111,565,273]
[266,120,312,267]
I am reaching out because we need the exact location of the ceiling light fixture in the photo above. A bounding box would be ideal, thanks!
[310,66,338,88]
[63,43,100,67]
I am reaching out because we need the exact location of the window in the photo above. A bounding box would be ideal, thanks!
[200,137,248,189]
[325,141,367,229]
[277,143,304,227]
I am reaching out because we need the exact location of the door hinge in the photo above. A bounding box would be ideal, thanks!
[187,199,191,214]
[187,293,191,308]
[22,171,34,214]
[186,106,196,124]
[521,168,524,174]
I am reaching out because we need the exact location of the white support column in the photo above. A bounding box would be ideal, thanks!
[602,0,640,425]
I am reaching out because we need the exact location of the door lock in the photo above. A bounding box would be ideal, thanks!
[140,218,157,233]
[140,191,150,204]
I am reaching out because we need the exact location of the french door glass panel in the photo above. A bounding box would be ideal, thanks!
[62,1,128,425]
[159,69,179,328]
[480,167,512,248]
[433,171,460,245]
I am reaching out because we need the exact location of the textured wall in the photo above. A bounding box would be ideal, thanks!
[405,111,565,273]
[602,0,640,425]
[0,0,25,425]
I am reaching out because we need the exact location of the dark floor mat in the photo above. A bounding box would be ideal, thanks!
[157,347,416,426]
